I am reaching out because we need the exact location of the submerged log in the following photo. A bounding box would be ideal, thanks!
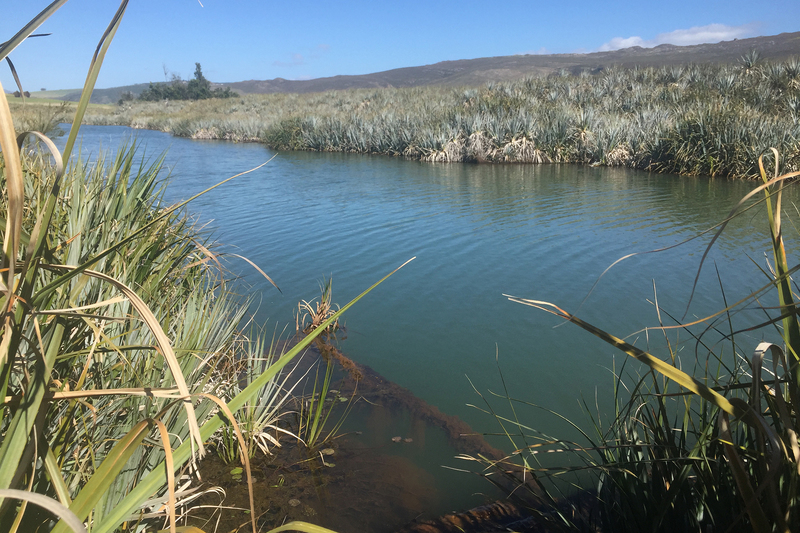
[396,501,540,533]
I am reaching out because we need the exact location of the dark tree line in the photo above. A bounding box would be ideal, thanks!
[136,63,237,102]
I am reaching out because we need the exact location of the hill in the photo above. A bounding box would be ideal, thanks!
[58,82,152,105]
[56,31,800,102]
[226,32,800,95]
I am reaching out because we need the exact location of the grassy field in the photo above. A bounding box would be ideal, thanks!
[82,55,800,179]
[27,88,81,99]
[7,95,71,104]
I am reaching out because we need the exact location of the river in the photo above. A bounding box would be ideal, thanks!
[55,125,791,525]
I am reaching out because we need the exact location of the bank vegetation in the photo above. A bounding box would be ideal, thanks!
[83,53,800,179]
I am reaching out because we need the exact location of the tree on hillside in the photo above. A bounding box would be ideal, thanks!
[137,63,236,102]
[187,63,211,100]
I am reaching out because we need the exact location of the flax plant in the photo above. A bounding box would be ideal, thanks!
[85,56,800,178]
[1,3,410,533]
[294,279,357,452]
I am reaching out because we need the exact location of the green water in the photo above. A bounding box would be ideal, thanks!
[60,126,794,519]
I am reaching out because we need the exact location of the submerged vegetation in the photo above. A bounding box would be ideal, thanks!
[87,55,800,178]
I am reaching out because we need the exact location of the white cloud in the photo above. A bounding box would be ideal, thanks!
[598,23,759,52]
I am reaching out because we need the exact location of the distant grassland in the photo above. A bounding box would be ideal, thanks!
[8,100,113,136]
[29,88,81,99]
[77,58,800,179]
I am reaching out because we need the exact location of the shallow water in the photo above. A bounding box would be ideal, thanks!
[56,125,795,519]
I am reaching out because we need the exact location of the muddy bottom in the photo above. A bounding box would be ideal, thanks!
[186,342,518,532]
[191,435,440,532]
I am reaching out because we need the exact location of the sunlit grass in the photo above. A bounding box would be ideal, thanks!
[82,58,800,178]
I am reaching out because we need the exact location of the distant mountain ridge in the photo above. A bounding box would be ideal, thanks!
[63,31,800,104]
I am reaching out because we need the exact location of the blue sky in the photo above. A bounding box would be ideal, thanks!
[1,0,799,91]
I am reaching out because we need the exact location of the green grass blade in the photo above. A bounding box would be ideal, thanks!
[719,412,772,533]
[0,0,68,61]
[93,257,414,533]
[51,420,152,533]
[0,321,64,491]
[759,152,800,383]
[31,156,274,309]
[44,447,72,507]
[63,0,128,162]
[506,296,748,420]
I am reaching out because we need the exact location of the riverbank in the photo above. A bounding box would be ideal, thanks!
[70,57,800,179]
[188,341,519,532]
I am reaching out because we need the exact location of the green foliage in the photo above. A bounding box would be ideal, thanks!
[294,279,356,453]
[138,63,237,102]
[90,59,800,178]
[0,4,411,533]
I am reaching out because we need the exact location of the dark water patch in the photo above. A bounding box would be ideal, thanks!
[194,439,440,532]
[192,342,509,532]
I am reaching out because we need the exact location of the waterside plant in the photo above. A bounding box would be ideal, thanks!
[83,57,800,179]
[0,3,411,533]
[462,150,800,532]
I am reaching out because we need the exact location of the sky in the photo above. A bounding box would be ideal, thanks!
[1,0,799,91]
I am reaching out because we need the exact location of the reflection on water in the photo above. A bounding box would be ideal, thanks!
[56,126,797,515]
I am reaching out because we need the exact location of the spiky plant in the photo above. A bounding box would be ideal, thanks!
[1,4,410,533]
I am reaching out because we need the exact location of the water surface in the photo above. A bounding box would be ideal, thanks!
[58,126,791,517]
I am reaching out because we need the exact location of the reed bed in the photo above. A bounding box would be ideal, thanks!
[85,58,800,178]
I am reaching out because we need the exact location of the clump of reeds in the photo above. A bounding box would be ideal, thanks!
[296,277,340,337]
[83,57,800,179]
[1,5,411,533]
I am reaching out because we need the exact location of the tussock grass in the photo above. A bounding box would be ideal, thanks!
[84,58,800,178]
[1,4,412,533]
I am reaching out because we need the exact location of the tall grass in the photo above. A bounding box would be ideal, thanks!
[1,4,411,533]
[84,58,800,178]
[462,150,800,531]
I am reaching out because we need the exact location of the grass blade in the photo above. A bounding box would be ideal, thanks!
[0,490,85,533]
[506,296,748,419]
[268,523,339,533]
[0,0,69,61]
[63,0,128,162]
[45,265,205,457]
[94,257,415,533]
[51,420,152,533]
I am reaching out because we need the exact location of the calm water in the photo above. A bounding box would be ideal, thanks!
[57,125,791,516]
